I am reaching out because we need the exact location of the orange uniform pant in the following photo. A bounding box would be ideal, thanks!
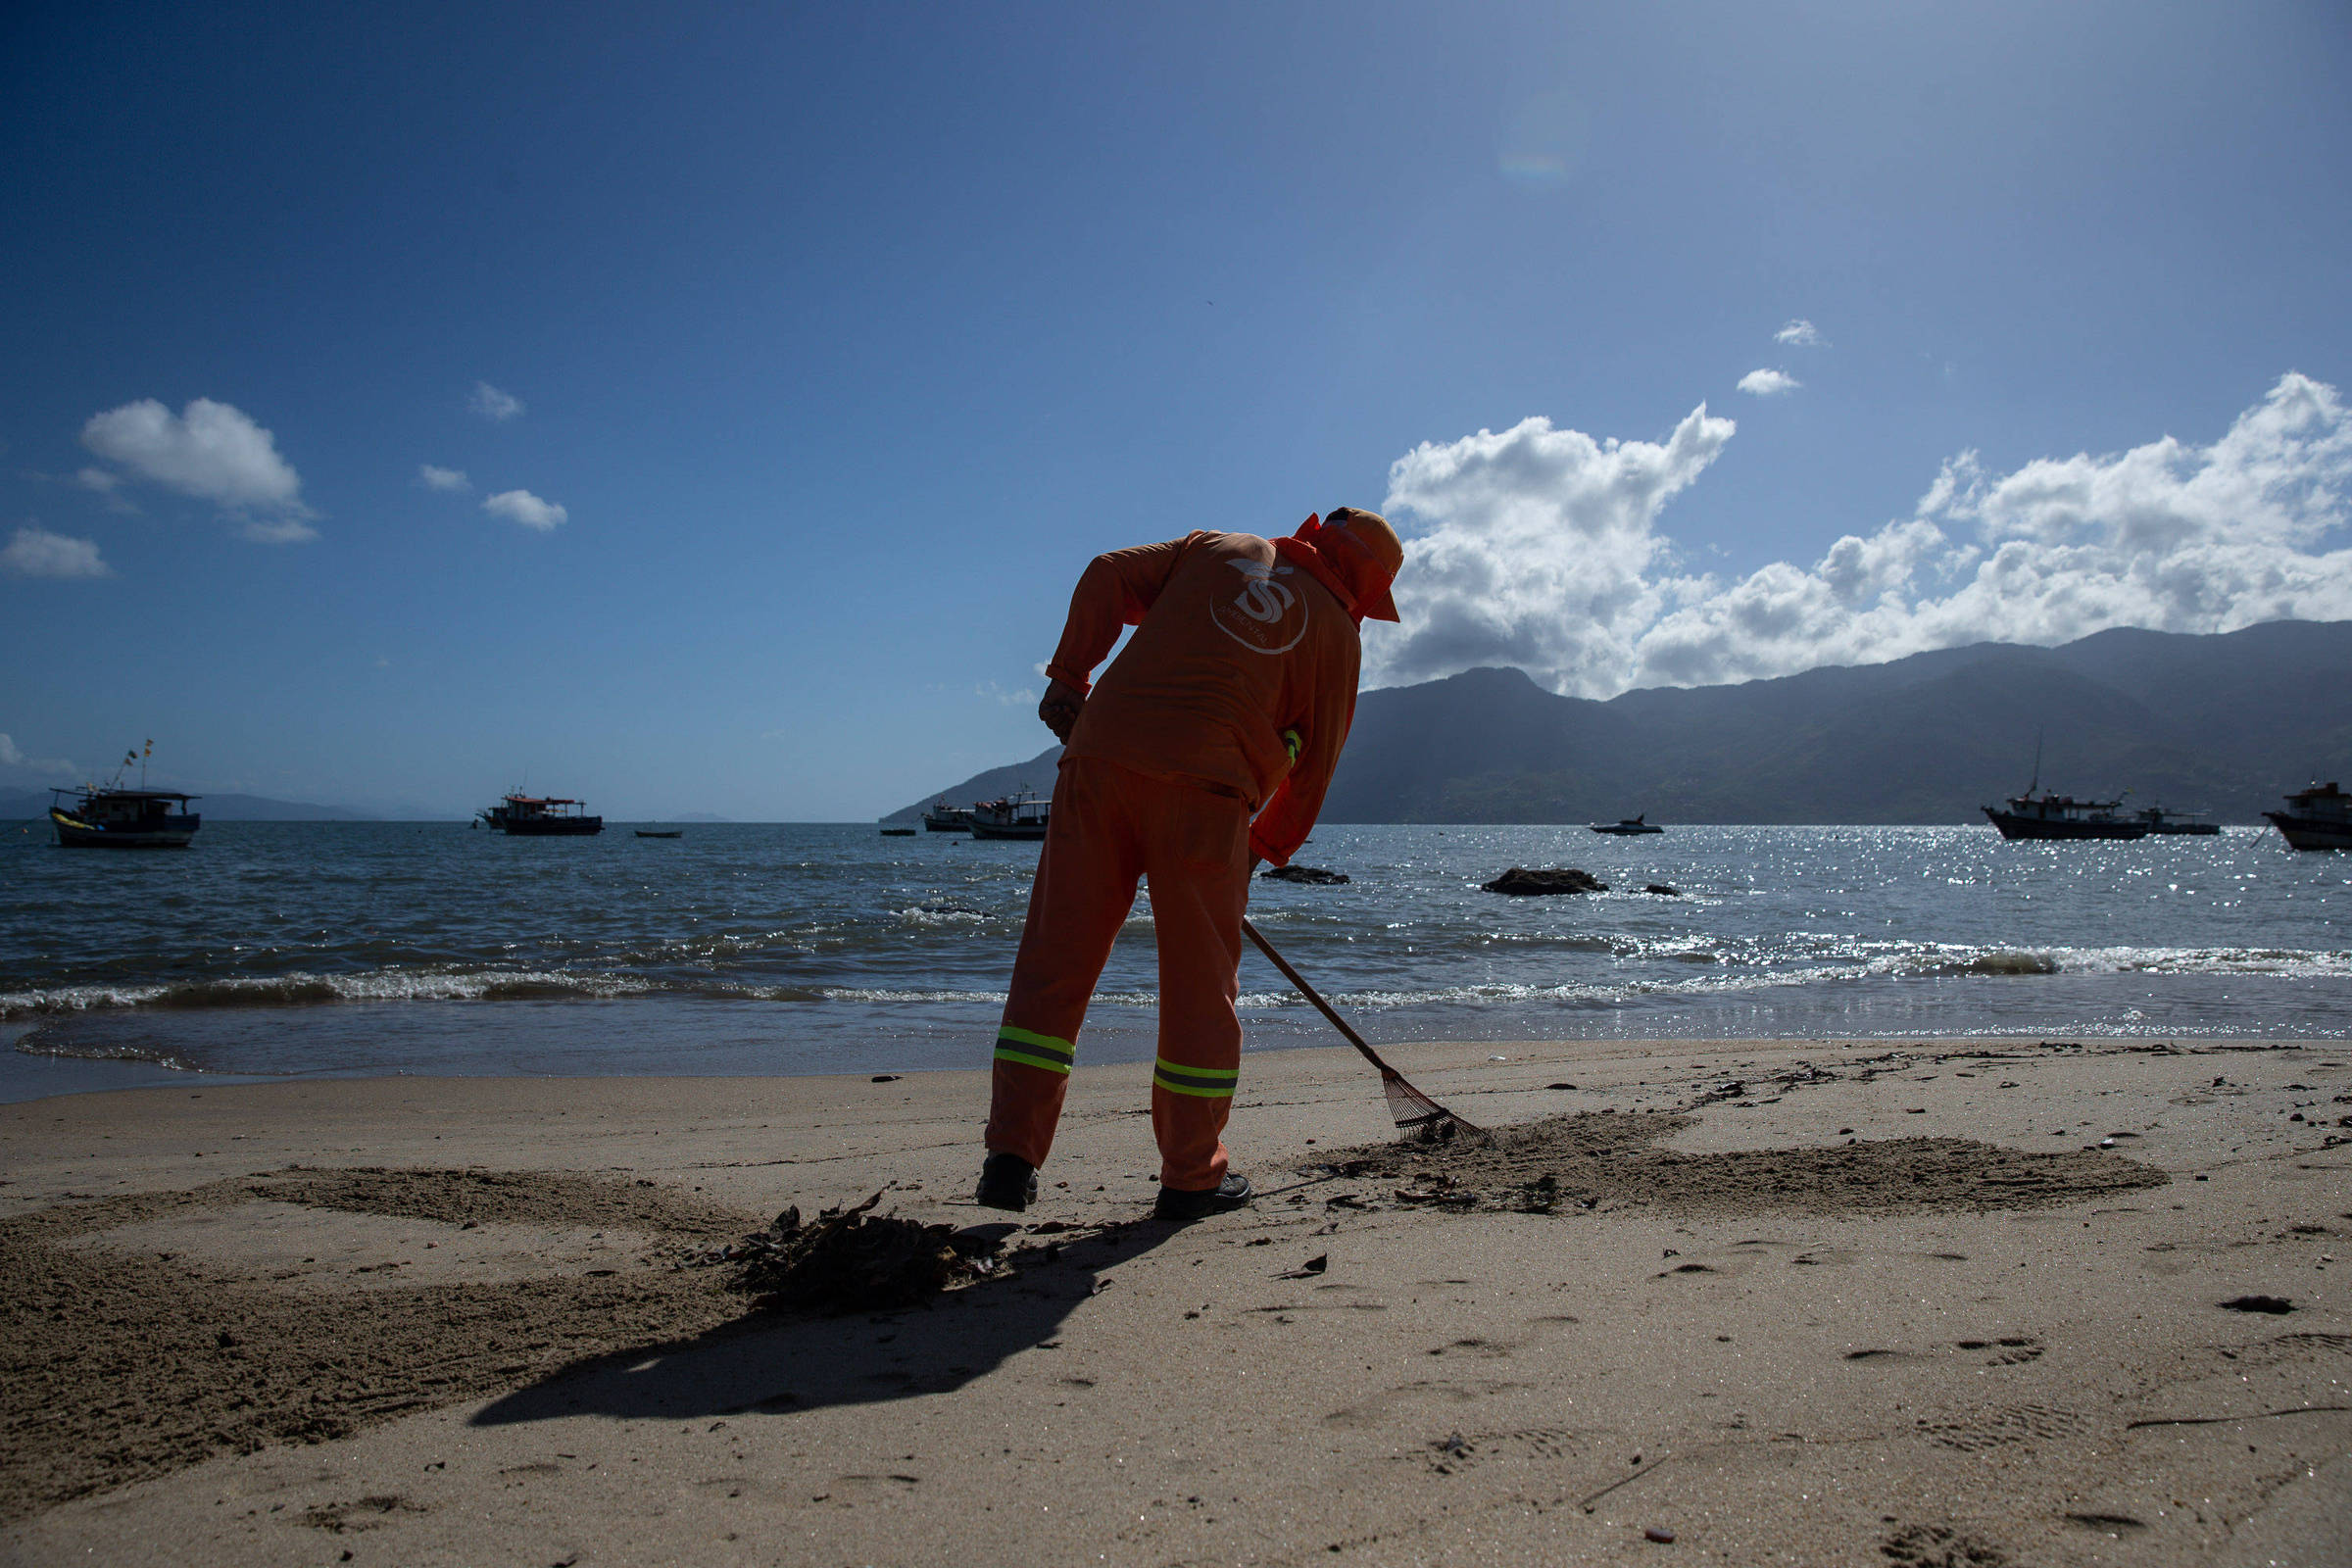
[984,757,1250,1192]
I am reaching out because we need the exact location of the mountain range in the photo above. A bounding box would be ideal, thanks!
[900,620,2352,825]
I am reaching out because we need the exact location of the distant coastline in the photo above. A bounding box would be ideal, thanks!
[898,619,2352,827]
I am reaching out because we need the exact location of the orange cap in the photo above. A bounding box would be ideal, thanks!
[1315,508,1402,621]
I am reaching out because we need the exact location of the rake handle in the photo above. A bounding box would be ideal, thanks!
[1239,915,1399,1081]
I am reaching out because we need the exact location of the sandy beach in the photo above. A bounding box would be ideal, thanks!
[2,1035,2346,1567]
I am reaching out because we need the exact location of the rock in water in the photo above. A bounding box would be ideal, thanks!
[1260,864,1349,884]
[1483,866,1609,896]
[1643,884,1680,896]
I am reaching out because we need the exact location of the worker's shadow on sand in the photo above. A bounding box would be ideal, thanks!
[471,1221,1175,1428]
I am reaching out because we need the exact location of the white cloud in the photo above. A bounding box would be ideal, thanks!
[468,382,524,421]
[0,733,77,775]
[483,489,566,531]
[978,679,1039,707]
[417,464,470,492]
[1367,372,2352,699]
[236,515,320,545]
[1,524,111,579]
[1738,368,1802,397]
[80,400,310,539]
[1371,406,1736,696]
[1774,318,1822,347]
[71,466,138,514]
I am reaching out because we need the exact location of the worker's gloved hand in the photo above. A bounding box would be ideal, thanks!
[1037,678,1086,743]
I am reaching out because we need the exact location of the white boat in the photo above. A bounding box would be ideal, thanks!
[969,791,1049,841]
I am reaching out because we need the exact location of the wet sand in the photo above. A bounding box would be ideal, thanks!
[1,1035,2346,1566]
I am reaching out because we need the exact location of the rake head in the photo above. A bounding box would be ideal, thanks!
[1382,1069,1483,1143]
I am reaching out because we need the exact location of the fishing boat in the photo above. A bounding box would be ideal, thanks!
[1589,814,1662,836]
[1981,736,2148,841]
[2134,805,2221,836]
[1982,791,2148,841]
[2264,781,2352,851]
[922,799,975,832]
[476,794,604,836]
[49,786,201,848]
[969,790,1049,841]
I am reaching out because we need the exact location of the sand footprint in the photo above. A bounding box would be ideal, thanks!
[1321,1378,1527,1429]
[1956,1336,2044,1366]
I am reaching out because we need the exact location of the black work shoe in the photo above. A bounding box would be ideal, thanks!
[975,1152,1039,1212]
[1153,1171,1253,1223]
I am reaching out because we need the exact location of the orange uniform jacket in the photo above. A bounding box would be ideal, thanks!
[1047,531,1359,866]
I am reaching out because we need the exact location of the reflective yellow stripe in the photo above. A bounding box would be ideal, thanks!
[1152,1057,1238,1099]
[995,1025,1075,1076]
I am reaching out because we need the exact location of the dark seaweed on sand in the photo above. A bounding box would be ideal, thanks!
[1320,1111,2169,1217]
[729,1192,1004,1313]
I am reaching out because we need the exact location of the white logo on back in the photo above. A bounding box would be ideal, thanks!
[1211,558,1308,655]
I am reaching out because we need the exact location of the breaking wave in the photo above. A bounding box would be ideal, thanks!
[11,1033,201,1072]
[4,968,690,1020]
[1869,944,2352,980]
[5,942,2346,1027]
[894,905,996,927]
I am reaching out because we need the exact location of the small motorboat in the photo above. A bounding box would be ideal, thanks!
[1589,815,1662,836]
[922,799,975,832]
[635,829,683,839]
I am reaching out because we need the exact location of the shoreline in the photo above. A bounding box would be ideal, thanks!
[4,1034,2347,1565]
[13,997,2352,1110]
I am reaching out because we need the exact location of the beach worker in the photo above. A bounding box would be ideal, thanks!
[977,510,1403,1221]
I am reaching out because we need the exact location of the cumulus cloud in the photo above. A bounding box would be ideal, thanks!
[81,398,304,510]
[1774,318,1822,347]
[417,464,470,492]
[468,382,524,421]
[79,398,315,541]
[1,525,111,579]
[0,733,78,775]
[483,489,566,531]
[1372,406,1736,696]
[1367,373,2352,698]
[1738,368,1802,397]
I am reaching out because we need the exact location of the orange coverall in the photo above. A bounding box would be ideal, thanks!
[985,529,1362,1191]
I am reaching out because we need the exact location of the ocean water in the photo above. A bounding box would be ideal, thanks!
[4,818,2348,1102]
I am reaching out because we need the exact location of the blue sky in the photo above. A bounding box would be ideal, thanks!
[5,2,2349,818]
